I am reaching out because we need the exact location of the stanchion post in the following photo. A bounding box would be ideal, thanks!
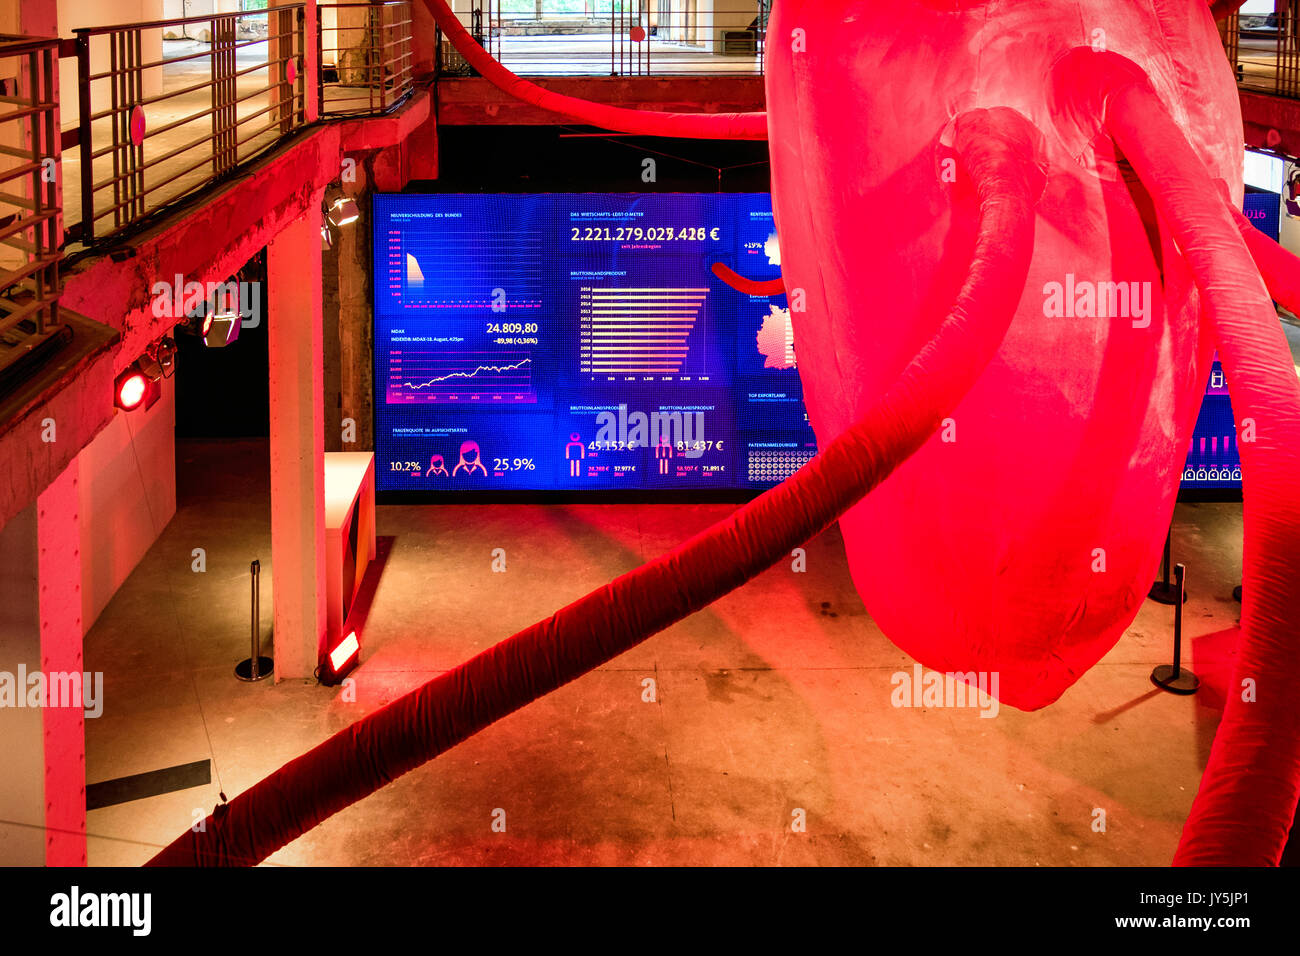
[1151,563,1199,694]
[1149,524,1188,605]
[236,559,273,681]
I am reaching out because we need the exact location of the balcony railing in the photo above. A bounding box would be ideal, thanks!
[319,2,415,117]
[439,0,768,77]
[0,34,65,391]
[72,4,307,243]
[1223,8,1300,99]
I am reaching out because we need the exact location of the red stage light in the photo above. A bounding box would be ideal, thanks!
[115,369,148,410]
[320,631,359,685]
[330,632,358,672]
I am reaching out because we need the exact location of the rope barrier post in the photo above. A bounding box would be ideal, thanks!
[236,559,273,681]
[1149,523,1189,604]
[1151,563,1199,694]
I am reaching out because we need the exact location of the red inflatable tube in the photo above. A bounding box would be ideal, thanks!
[1209,0,1249,19]
[148,108,1044,865]
[425,0,767,141]
[710,262,786,297]
[1231,204,1300,313]
[1071,50,1300,866]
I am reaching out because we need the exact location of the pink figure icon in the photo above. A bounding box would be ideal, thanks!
[655,436,674,475]
[427,454,449,477]
[565,432,586,478]
[453,440,487,476]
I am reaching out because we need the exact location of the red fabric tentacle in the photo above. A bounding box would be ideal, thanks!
[423,0,768,140]
[1074,50,1300,866]
[1229,204,1300,314]
[710,262,787,297]
[146,107,1044,866]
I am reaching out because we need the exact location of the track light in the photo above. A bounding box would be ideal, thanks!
[114,338,175,411]
[324,183,359,227]
[114,360,161,411]
[115,367,150,411]
[203,312,240,348]
[202,303,241,347]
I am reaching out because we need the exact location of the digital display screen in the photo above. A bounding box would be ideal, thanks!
[372,193,815,493]
[1181,356,1241,491]
[372,192,1256,498]
[1178,190,1279,494]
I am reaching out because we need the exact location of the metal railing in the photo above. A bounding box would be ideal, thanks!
[319,1,415,116]
[1223,8,1300,99]
[440,0,767,77]
[73,4,307,243]
[0,34,63,385]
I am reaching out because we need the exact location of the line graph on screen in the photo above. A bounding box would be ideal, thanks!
[385,349,536,404]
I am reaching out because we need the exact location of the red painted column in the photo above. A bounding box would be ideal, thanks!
[268,198,328,680]
[38,461,86,866]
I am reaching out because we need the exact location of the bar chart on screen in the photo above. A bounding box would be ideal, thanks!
[579,285,710,380]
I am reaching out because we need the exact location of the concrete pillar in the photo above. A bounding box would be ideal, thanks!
[324,156,377,454]
[337,162,373,453]
[268,197,328,680]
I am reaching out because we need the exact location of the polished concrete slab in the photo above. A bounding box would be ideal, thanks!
[81,436,1257,866]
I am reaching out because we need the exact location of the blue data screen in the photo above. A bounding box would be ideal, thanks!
[372,193,816,492]
[1179,191,1280,493]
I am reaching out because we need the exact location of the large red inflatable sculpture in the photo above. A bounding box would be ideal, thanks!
[150,0,1300,866]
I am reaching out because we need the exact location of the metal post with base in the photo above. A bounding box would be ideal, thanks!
[236,559,273,681]
[1151,563,1199,694]
[1149,524,1189,605]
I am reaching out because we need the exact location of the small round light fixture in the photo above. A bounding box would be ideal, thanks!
[115,368,149,411]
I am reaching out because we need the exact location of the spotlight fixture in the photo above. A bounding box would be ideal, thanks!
[113,337,175,411]
[114,366,150,411]
[114,360,161,411]
[319,630,360,685]
[202,307,241,348]
[324,183,359,227]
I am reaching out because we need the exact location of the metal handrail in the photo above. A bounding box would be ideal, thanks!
[73,4,308,243]
[319,1,415,118]
[440,0,766,78]
[1223,8,1300,100]
[0,34,62,383]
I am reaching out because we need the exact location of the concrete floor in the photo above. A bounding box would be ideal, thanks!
[82,434,1260,866]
